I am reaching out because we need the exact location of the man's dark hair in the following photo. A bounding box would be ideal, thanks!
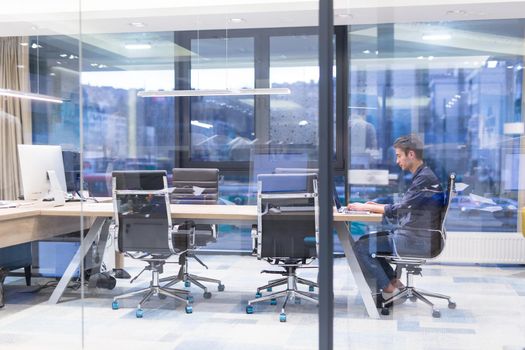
[393,134,424,160]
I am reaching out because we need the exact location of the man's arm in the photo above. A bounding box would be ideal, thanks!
[347,201,385,214]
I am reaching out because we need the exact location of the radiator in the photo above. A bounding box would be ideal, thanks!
[434,232,525,264]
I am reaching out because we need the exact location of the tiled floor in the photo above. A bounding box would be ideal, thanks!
[0,255,524,349]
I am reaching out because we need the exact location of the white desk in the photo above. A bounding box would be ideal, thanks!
[4,202,382,318]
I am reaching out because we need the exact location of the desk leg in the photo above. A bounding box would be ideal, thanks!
[335,222,380,319]
[48,217,109,304]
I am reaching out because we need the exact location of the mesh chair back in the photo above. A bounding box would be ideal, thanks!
[112,171,175,255]
[171,168,219,204]
[257,173,318,259]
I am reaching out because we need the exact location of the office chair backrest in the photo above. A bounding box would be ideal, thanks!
[439,173,456,240]
[257,173,318,259]
[112,170,176,255]
[171,168,219,204]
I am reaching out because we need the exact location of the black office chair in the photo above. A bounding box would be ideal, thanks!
[246,173,319,322]
[110,170,194,318]
[160,168,224,298]
[376,173,457,318]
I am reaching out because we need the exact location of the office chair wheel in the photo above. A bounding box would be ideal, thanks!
[294,298,301,304]
[279,313,287,322]
[111,301,119,310]
[255,292,262,298]
[448,301,456,309]
[309,286,315,292]
[135,308,144,318]
[203,291,212,299]
[381,307,390,316]
[270,298,277,305]
[432,310,441,318]
[184,281,191,288]
[267,287,272,292]
[187,295,194,304]
[218,284,225,292]
[409,296,417,302]
[185,306,193,314]
[246,305,254,314]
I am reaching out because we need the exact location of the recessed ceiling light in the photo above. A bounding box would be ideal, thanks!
[59,53,68,58]
[125,43,152,50]
[20,42,28,47]
[362,50,370,54]
[31,43,42,49]
[428,56,435,60]
[336,13,353,18]
[129,22,146,28]
[422,34,451,41]
[56,61,62,65]
[417,56,424,60]
[90,63,98,67]
[446,9,467,15]
[298,120,309,126]
[507,65,514,69]
[98,64,107,68]
[49,73,56,76]
[229,18,246,23]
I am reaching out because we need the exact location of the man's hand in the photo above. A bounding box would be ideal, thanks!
[347,202,368,211]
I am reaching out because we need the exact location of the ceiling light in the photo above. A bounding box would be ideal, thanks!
[17,65,24,69]
[517,65,523,70]
[19,42,28,47]
[59,53,68,58]
[229,18,246,23]
[125,43,151,50]
[422,34,451,41]
[298,120,309,126]
[50,73,56,76]
[454,94,461,98]
[98,64,107,68]
[0,88,63,104]
[417,56,424,60]
[69,54,78,59]
[138,88,291,98]
[191,120,213,129]
[90,63,98,67]
[486,60,498,68]
[336,13,353,18]
[446,9,466,15]
[31,43,42,49]
[507,65,514,69]
[428,56,434,60]
[129,22,146,28]
[362,50,370,54]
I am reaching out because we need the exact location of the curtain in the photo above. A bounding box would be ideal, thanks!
[0,37,31,200]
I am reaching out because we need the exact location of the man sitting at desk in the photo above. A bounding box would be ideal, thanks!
[347,134,444,305]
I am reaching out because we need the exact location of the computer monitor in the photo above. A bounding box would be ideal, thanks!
[248,144,315,203]
[62,150,81,192]
[18,144,67,200]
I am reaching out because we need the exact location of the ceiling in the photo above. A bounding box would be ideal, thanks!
[1,0,525,36]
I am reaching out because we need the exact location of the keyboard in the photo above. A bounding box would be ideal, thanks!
[0,200,19,209]
[337,207,370,215]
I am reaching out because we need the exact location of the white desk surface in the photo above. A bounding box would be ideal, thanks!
[37,202,381,222]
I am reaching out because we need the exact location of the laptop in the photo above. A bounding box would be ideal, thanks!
[333,188,370,215]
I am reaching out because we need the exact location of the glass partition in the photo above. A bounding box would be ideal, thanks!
[0,2,82,348]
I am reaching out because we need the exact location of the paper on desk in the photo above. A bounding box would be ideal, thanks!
[193,186,205,196]
[455,182,469,192]
[469,193,496,205]
[479,205,503,213]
